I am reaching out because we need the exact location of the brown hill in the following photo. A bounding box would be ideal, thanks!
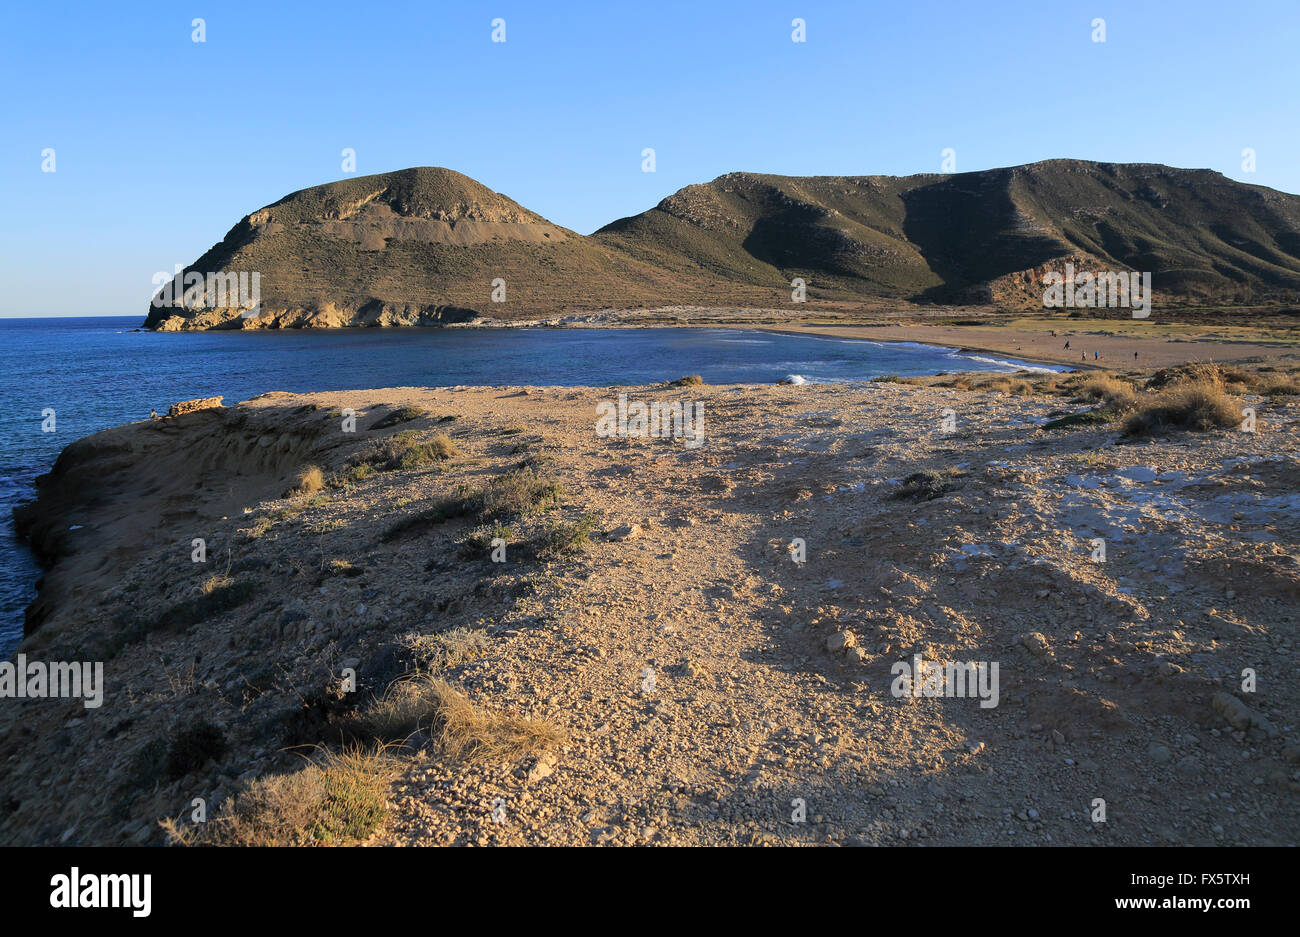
[596,161,1300,305]
[145,161,1300,329]
[143,167,712,329]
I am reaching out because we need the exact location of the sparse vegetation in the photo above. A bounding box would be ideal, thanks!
[425,433,461,460]
[1076,373,1139,412]
[427,678,565,762]
[200,574,232,595]
[1123,380,1244,436]
[463,522,512,557]
[371,406,426,430]
[1256,374,1300,396]
[1042,410,1114,431]
[892,470,957,502]
[160,748,396,846]
[327,559,363,578]
[286,465,325,498]
[380,490,479,541]
[400,628,492,673]
[538,513,598,558]
[350,432,461,472]
[341,462,374,485]
[477,467,564,520]
[353,677,564,762]
[136,579,261,638]
[381,467,563,541]
[240,516,273,541]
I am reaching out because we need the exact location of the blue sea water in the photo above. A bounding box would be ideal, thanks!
[0,316,1064,655]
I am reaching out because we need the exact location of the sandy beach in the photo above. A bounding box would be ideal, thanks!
[753,321,1300,371]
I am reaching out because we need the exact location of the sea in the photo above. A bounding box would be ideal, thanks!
[0,316,1065,655]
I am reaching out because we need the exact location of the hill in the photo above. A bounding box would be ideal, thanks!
[596,160,1300,305]
[145,161,1300,329]
[143,167,706,329]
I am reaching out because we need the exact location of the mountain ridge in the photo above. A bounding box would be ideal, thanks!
[145,160,1300,329]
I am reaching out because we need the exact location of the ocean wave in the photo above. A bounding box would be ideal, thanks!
[946,352,1065,374]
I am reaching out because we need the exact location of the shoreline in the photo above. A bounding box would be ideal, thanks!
[741,325,1081,371]
[132,309,1300,372]
[747,322,1300,371]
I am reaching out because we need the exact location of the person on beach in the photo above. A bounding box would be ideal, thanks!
[1064,341,1070,350]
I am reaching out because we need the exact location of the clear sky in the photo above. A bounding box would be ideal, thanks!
[2,0,1297,317]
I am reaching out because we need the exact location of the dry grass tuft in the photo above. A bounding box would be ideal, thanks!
[160,747,396,846]
[975,375,1034,396]
[426,433,461,460]
[240,516,274,540]
[425,678,566,762]
[1255,374,1300,396]
[399,627,492,673]
[354,676,565,762]
[287,465,325,497]
[200,574,232,595]
[1123,380,1244,436]
[1076,373,1139,412]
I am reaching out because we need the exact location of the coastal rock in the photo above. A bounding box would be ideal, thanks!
[167,396,224,418]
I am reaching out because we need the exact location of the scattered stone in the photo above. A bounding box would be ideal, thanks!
[1020,632,1052,658]
[1211,692,1277,738]
[826,631,857,653]
[526,752,558,784]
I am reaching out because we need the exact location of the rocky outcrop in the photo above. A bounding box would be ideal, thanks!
[167,396,223,417]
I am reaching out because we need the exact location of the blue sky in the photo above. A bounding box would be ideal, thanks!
[2,0,1297,317]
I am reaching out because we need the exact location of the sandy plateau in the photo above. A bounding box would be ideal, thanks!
[2,367,1298,846]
